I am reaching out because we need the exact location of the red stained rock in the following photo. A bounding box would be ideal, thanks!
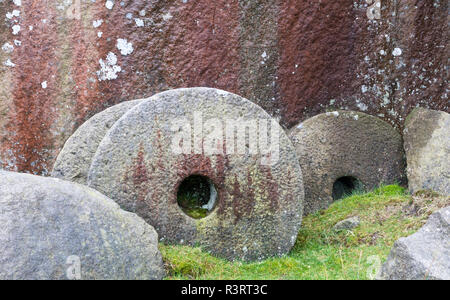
[0,1,448,174]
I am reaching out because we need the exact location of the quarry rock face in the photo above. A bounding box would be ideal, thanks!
[52,99,143,184]
[88,88,304,261]
[0,171,165,280]
[403,108,450,196]
[0,1,447,175]
[378,206,450,280]
[289,110,406,215]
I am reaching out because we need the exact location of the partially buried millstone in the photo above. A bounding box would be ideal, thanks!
[289,110,406,215]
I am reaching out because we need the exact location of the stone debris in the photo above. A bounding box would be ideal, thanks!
[377,206,450,280]
[0,171,165,280]
[403,108,450,196]
[333,216,361,231]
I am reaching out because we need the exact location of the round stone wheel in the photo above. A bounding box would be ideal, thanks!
[52,99,143,184]
[289,110,406,215]
[0,171,165,280]
[88,88,304,261]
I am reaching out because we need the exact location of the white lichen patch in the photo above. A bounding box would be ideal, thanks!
[134,18,144,27]
[116,38,133,56]
[93,19,103,28]
[97,31,103,38]
[162,12,173,21]
[356,100,368,111]
[4,59,16,67]
[13,0,22,6]
[12,25,21,35]
[96,52,122,81]
[41,81,47,89]
[13,40,21,46]
[105,0,114,10]
[2,42,14,53]
[6,10,20,19]
[392,48,402,56]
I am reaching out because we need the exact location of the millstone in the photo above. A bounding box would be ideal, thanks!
[88,88,304,261]
[289,110,406,215]
[52,99,143,184]
[0,171,165,280]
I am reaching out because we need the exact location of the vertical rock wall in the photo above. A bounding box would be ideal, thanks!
[0,0,448,174]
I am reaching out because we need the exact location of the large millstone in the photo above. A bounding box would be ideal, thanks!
[0,171,165,280]
[88,88,304,261]
[289,110,406,215]
[403,108,450,196]
[377,206,450,280]
[52,100,143,184]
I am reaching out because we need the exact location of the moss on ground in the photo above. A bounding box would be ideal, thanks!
[161,185,449,280]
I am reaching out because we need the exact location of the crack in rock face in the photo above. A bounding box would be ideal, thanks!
[87,88,304,261]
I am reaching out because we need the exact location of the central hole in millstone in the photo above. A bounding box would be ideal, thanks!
[332,176,363,201]
[177,175,217,219]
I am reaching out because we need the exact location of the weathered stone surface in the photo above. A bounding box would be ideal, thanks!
[88,88,304,261]
[333,216,360,231]
[52,99,143,184]
[0,170,165,280]
[289,110,406,215]
[0,1,447,175]
[403,108,450,196]
[377,206,450,280]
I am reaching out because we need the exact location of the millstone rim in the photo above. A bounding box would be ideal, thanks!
[88,88,304,261]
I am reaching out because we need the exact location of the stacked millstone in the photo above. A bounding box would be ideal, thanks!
[0,171,165,280]
[403,108,449,196]
[53,99,144,184]
[288,110,406,215]
[53,88,304,261]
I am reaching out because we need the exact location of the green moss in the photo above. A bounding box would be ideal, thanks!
[161,185,446,280]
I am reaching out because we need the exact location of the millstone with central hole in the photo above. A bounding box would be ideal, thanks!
[289,110,406,215]
[88,88,304,261]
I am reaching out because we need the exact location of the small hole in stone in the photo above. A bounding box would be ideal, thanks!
[177,175,217,219]
[332,176,363,201]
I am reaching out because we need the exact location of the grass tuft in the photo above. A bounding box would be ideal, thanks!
[160,185,449,280]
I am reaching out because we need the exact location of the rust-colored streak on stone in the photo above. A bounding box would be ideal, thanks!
[259,165,279,212]
[238,0,280,114]
[69,5,102,127]
[4,2,59,174]
[278,0,358,128]
[123,145,150,203]
[163,0,242,92]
